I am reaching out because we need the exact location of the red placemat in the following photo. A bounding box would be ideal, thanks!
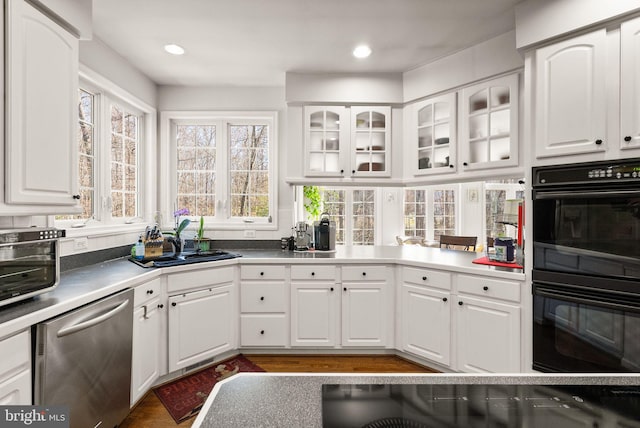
[472,256,523,269]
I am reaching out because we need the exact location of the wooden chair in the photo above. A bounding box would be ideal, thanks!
[439,235,478,251]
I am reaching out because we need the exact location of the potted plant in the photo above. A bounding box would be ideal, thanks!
[194,216,211,252]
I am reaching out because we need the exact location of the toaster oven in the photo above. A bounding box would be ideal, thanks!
[0,228,64,307]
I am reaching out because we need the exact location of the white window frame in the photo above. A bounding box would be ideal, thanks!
[54,66,156,236]
[403,184,459,241]
[160,110,278,231]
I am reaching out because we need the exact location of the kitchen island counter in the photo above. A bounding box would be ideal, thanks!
[193,372,640,428]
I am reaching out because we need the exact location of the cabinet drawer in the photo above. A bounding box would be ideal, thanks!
[290,265,336,281]
[167,266,234,293]
[0,330,30,384]
[402,267,451,290]
[133,278,161,305]
[241,265,286,281]
[457,274,521,303]
[241,283,286,313]
[240,315,287,347]
[342,265,388,282]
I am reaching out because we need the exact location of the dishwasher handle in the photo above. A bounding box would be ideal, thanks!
[56,299,130,338]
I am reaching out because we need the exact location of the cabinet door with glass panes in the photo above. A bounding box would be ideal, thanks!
[414,93,456,176]
[350,106,391,177]
[304,106,350,177]
[459,74,519,171]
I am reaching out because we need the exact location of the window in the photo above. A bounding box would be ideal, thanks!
[55,71,153,229]
[403,186,457,241]
[485,180,525,242]
[298,186,378,245]
[164,112,277,228]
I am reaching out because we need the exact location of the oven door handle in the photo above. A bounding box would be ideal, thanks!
[534,285,640,313]
[535,189,640,199]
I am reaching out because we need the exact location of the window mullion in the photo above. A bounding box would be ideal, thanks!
[216,119,228,222]
[98,93,111,223]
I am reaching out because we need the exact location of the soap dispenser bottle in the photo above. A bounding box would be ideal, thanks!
[134,235,145,260]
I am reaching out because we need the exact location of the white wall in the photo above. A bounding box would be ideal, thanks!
[515,0,640,49]
[403,31,523,103]
[157,85,291,241]
[79,37,157,107]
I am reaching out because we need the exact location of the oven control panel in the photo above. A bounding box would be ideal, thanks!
[534,159,640,186]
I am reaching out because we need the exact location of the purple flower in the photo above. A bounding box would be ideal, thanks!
[173,208,190,217]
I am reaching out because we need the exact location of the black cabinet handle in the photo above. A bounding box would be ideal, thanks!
[260,296,264,301]
[422,276,427,281]
[449,165,454,168]
[260,272,264,276]
[147,290,153,294]
[458,301,463,306]
[625,136,632,142]
[260,330,265,335]
[352,170,356,174]
[72,194,81,199]
[330,287,334,291]
[442,297,448,302]
[171,302,177,307]
[340,169,344,174]
[483,286,489,291]
[311,272,315,276]
[595,139,603,145]
[158,304,164,309]
[343,287,347,291]
[463,162,468,166]
[362,272,366,276]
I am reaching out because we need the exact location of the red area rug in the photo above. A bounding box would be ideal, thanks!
[154,354,264,424]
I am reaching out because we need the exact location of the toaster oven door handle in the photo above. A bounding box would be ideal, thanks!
[56,299,130,338]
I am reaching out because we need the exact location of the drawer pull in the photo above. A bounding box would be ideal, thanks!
[171,302,177,307]
[260,330,265,335]
[442,297,448,302]
[260,272,264,276]
[362,272,367,276]
[157,304,164,309]
[147,290,153,294]
[458,301,463,306]
[483,286,489,291]
[343,287,347,291]
[260,296,265,301]
[422,276,427,281]
[330,287,334,291]
[311,272,315,276]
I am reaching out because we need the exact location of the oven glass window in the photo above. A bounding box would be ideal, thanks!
[534,194,640,278]
[533,289,640,373]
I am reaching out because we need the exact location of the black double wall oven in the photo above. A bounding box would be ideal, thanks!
[532,159,640,373]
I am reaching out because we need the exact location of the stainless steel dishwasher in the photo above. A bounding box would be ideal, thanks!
[34,288,134,428]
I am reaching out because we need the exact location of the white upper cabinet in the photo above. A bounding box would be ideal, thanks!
[460,74,519,170]
[534,29,607,159]
[5,0,80,210]
[411,93,457,176]
[303,105,391,178]
[304,106,349,177]
[620,16,640,151]
[350,107,391,177]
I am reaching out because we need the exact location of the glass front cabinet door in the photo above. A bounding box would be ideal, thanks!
[350,106,391,177]
[304,106,349,176]
[413,93,456,176]
[459,74,519,170]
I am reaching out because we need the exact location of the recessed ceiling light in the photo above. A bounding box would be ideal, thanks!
[353,45,372,59]
[164,44,185,55]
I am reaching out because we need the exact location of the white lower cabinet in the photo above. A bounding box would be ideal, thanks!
[131,278,163,406]
[290,265,392,348]
[0,330,31,405]
[455,275,521,373]
[239,265,288,347]
[400,267,452,366]
[167,268,236,372]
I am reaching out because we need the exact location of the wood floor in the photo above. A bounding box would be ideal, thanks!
[119,354,437,428]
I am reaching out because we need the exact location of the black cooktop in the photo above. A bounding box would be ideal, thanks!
[321,384,640,428]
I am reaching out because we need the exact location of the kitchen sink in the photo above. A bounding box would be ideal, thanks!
[129,250,242,268]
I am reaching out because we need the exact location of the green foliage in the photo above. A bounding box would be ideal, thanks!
[303,185,322,221]
[196,216,205,240]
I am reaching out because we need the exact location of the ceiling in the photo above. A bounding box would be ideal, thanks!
[91,0,521,87]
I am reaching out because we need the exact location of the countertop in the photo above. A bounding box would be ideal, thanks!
[193,372,640,428]
[0,245,525,339]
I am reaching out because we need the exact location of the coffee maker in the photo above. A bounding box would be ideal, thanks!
[294,221,312,251]
[314,213,336,251]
